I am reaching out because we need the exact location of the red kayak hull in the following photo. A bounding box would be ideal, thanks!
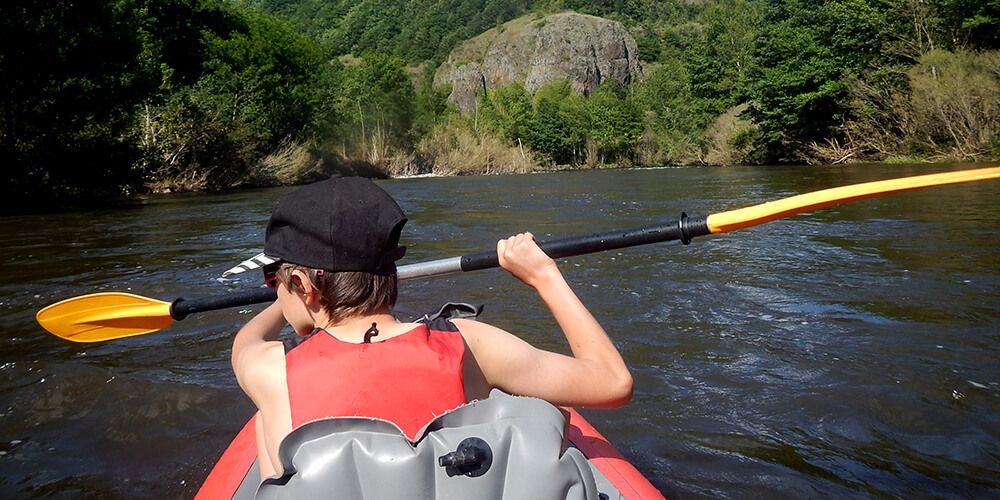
[197,410,664,499]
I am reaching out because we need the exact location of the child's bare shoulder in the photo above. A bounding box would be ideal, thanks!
[236,341,286,392]
[451,318,503,338]
[451,318,533,353]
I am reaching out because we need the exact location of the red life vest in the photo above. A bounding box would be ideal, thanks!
[284,319,466,440]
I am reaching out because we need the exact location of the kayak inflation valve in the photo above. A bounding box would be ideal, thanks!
[438,437,492,478]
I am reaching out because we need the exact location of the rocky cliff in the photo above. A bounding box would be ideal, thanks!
[435,12,641,113]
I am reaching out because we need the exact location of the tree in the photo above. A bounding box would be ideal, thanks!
[0,0,151,208]
[478,83,533,141]
[747,0,887,162]
[930,0,1000,50]
[142,4,338,189]
[847,49,1000,160]
[522,81,587,164]
[257,0,533,64]
[627,61,708,164]
[411,67,452,140]
[685,0,762,111]
[333,52,415,159]
[585,82,643,162]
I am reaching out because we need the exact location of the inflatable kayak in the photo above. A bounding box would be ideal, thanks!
[196,390,664,499]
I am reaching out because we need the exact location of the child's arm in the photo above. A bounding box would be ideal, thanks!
[231,301,293,478]
[456,233,633,408]
[232,300,285,360]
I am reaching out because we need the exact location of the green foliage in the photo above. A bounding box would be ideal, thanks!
[930,0,1000,50]
[585,82,643,162]
[256,0,533,64]
[478,80,641,165]
[747,0,887,162]
[135,0,243,88]
[631,62,707,135]
[479,84,534,141]
[847,49,1000,160]
[876,0,999,61]
[633,32,662,62]
[412,68,453,140]
[144,4,338,189]
[560,0,696,25]
[334,52,415,145]
[203,9,332,145]
[522,82,587,164]
[1,0,345,205]
[685,0,761,111]
[0,0,153,207]
[627,62,703,164]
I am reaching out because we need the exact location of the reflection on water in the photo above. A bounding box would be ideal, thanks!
[1,164,998,497]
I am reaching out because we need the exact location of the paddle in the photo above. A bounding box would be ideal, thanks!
[37,166,1000,343]
[36,289,279,343]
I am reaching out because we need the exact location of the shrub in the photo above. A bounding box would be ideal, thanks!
[846,49,1000,161]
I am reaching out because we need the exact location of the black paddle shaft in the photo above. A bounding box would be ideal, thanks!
[167,214,709,320]
[460,213,710,272]
[171,288,277,320]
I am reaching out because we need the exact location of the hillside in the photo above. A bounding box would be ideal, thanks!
[252,0,709,65]
[255,0,536,63]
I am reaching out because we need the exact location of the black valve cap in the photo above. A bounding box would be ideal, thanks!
[438,437,492,477]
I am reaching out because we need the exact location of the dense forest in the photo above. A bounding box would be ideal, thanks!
[2,0,998,211]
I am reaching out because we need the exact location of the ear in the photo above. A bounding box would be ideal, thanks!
[289,270,318,303]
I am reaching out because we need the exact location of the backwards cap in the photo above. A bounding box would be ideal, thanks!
[264,176,407,272]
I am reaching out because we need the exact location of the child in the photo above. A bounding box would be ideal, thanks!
[231,176,632,479]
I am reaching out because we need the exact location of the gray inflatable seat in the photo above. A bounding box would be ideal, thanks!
[253,390,605,499]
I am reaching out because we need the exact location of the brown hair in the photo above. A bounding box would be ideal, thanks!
[276,263,398,323]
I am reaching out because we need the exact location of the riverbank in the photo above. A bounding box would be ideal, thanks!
[145,137,990,196]
[146,124,995,194]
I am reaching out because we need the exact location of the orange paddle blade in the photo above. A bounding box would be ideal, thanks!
[35,292,174,342]
[706,166,1000,234]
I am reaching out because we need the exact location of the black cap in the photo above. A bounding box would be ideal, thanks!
[264,177,407,272]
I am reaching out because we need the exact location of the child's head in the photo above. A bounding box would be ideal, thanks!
[270,262,398,323]
[262,176,407,322]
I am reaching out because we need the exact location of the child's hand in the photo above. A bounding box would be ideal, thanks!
[497,232,560,289]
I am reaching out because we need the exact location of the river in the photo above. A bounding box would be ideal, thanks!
[1,164,998,498]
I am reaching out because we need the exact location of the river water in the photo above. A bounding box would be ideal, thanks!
[1,164,997,498]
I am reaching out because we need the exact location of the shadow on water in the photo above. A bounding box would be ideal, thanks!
[1,163,998,498]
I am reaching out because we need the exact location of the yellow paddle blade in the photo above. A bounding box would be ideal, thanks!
[36,292,175,342]
[706,166,1000,234]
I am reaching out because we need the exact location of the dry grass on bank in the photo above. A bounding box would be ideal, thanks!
[633,126,702,166]
[845,49,1000,163]
[253,140,323,184]
[145,168,216,193]
[415,118,537,175]
[146,139,387,193]
[377,150,425,177]
[703,103,757,166]
[265,119,541,180]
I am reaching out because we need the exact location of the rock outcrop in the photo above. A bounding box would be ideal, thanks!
[435,12,641,113]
